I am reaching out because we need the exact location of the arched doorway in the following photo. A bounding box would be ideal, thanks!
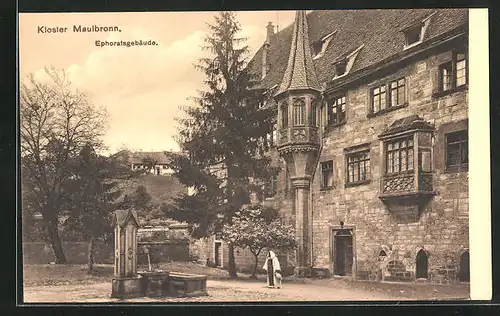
[415,249,428,279]
[377,250,387,281]
[458,251,470,282]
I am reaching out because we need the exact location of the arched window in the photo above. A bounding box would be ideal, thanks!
[416,249,428,279]
[310,101,317,127]
[458,251,470,282]
[293,99,305,125]
[280,101,288,128]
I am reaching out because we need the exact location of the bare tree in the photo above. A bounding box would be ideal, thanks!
[20,67,107,263]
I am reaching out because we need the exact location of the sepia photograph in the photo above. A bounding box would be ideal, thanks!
[19,8,491,303]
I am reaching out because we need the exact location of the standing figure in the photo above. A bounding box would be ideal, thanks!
[263,251,282,288]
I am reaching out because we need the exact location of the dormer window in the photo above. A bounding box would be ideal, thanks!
[312,41,323,57]
[330,45,364,81]
[404,25,422,46]
[312,31,336,59]
[334,60,347,77]
[402,12,435,49]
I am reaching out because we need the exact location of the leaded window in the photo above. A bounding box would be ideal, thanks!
[281,102,288,128]
[347,150,371,183]
[371,84,387,113]
[389,78,406,107]
[310,101,317,127]
[386,137,414,174]
[439,50,467,92]
[321,160,334,189]
[293,99,305,125]
[327,95,346,126]
[371,77,406,114]
[446,130,468,171]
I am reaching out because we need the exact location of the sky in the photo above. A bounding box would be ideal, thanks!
[19,11,296,153]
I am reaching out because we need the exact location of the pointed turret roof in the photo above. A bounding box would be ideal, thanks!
[275,10,321,97]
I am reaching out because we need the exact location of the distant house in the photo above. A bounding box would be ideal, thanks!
[129,151,174,176]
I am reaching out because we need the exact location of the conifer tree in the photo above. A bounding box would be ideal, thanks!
[164,11,278,278]
[63,144,139,273]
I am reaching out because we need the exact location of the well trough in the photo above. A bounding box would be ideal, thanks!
[110,210,208,299]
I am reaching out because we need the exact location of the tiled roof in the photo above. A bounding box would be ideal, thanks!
[379,115,435,138]
[248,9,468,90]
[129,151,171,164]
[275,11,321,97]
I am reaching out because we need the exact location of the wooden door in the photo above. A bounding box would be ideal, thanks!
[214,242,221,266]
[334,229,353,276]
[459,251,470,282]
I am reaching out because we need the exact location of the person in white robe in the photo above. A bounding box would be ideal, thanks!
[263,251,282,288]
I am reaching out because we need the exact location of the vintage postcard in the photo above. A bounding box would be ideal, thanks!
[19,8,491,303]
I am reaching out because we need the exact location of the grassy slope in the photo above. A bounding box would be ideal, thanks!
[117,174,187,225]
[133,174,186,206]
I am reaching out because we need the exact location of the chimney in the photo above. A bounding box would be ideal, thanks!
[265,21,275,45]
[262,21,274,79]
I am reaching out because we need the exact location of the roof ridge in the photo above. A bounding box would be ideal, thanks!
[248,9,468,91]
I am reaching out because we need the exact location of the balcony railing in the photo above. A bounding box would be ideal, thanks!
[381,172,415,195]
[379,171,434,200]
[277,126,320,147]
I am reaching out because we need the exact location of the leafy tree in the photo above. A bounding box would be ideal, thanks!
[122,185,154,223]
[63,144,137,273]
[20,67,107,263]
[142,156,159,174]
[163,11,278,278]
[222,204,296,278]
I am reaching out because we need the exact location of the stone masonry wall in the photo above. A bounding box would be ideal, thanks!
[308,47,469,282]
[23,242,114,264]
[192,235,292,275]
[268,44,469,283]
[23,241,190,265]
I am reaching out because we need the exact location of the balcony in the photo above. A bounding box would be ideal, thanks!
[277,126,320,149]
[377,115,436,222]
[378,171,435,222]
[379,171,434,201]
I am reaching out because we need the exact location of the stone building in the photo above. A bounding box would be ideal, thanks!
[243,9,469,282]
[199,9,470,282]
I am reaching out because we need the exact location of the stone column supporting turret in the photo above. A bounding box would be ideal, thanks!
[274,10,322,277]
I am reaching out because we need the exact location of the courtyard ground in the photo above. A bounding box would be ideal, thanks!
[22,263,470,302]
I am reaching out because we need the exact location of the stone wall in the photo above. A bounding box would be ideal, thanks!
[22,242,114,264]
[24,240,190,265]
[268,44,470,283]
[137,241,190,267]
[190,236,293,275]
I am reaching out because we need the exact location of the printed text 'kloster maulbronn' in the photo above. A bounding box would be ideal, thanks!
[37,25,122,33]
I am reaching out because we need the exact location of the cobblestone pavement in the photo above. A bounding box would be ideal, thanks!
[23,279,400,303]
